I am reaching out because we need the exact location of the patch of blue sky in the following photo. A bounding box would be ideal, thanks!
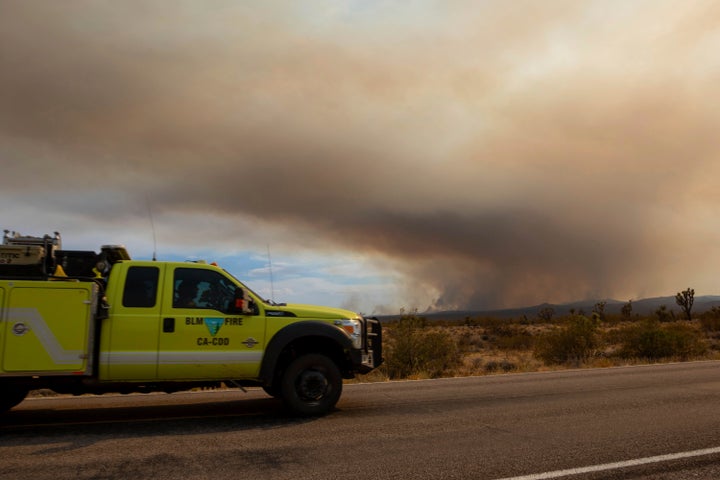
[150,248,399,313]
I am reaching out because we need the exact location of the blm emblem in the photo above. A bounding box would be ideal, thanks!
[205,317,223,336]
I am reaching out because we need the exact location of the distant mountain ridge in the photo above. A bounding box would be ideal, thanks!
[378,295,720,322]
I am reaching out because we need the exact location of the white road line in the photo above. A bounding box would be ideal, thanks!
[495,446,720,480]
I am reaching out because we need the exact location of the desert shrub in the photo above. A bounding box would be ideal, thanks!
[700,307,720,332]
[383,314,461,379]
[617,319,706,360]
[654,305,675,322]
[602,313,623,326]
[474,316,506,331]
[484,359,518,373]
[479,318,535,347]
[457,331,485,352]
[534,315,598,365]
[700,317,720,333]
[494,326,534,350]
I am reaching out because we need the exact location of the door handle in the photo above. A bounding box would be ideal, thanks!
[163,317,175,333]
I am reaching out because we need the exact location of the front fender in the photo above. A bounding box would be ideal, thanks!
[259,321,354,385]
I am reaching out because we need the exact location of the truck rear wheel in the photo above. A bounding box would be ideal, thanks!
[280,354,342,416]
[0,385,29,413]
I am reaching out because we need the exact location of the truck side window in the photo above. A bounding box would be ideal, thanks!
[173,268,236,313]
[122,266,159,308]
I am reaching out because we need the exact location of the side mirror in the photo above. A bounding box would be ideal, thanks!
[233,288,257,315]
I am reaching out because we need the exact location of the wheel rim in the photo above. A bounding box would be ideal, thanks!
[296,369,329,401]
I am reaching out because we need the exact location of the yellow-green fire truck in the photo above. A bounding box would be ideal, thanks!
[0,230,382,416]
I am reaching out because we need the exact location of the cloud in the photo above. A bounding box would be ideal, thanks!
[2,1,719,310]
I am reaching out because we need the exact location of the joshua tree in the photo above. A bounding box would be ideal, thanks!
[592,301,607,321]
[621,300,633,320]
[537,306,555,322]
[675,287,695,321]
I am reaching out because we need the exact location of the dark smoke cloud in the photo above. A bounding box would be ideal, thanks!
[2,1,719,310]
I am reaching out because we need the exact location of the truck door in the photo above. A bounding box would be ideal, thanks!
[158,266,265,380]
[103,264,164,380]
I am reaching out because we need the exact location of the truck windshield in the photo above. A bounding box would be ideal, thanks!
[221,269,284,306]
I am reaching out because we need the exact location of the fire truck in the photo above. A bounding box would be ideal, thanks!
[0,230,382,416]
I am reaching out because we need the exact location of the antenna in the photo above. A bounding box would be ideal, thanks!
[267,244,275,304]
[145,194,157,261]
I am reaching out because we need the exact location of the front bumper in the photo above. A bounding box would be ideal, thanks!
[357,316,383,374]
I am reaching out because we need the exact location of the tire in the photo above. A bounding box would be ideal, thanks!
[0,385,28,413]
[280,354,342,416]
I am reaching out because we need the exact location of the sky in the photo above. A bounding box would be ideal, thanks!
[2,1,720,315]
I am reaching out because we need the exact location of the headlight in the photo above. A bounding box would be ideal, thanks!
[334,318,362,349]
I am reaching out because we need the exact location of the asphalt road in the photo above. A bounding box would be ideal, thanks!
[1,361,720,480]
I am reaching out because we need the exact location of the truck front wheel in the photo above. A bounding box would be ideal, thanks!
[280,354,342,416]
